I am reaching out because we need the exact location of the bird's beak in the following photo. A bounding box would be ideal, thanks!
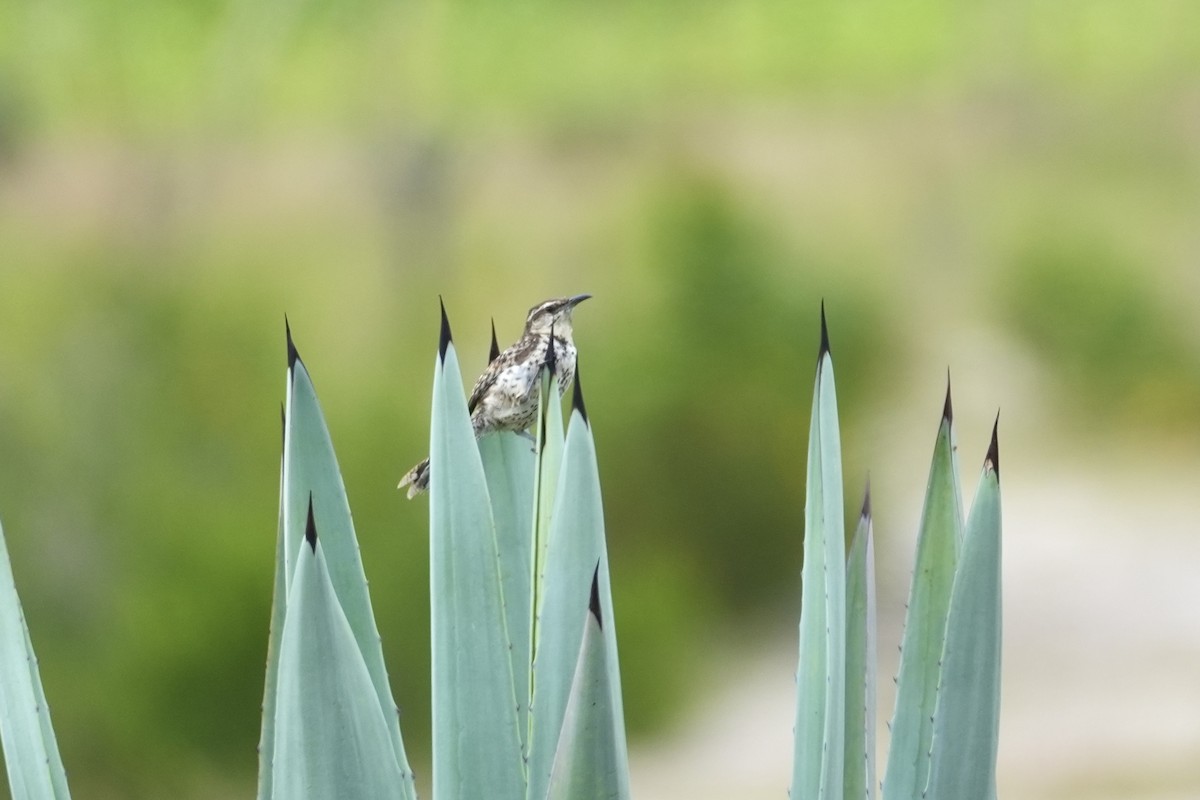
[568,293,592,307]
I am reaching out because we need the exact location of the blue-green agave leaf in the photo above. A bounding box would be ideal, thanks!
[267,324,415,798]
[844,486,877,800]
[527,375,628,800]
[524,362,564,763]
[0,519,71,800]
[429,323,525,800]
[545,573,629,800]
[531,365,566,625]
[524,363,566,754]
[479,430,536,749]
[271,507,408,800]
[883,387,965,800]
[791,312,847,800]
[256,462,289,800]
[925,423,1003,800]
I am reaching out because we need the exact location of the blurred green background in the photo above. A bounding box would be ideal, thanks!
[1,0,1198,797]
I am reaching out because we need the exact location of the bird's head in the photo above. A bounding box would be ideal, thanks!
[523,294,591,336]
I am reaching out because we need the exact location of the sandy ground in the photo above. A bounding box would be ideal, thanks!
[628,453,1200,800]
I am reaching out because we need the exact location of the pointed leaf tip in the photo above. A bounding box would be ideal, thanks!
[304,493,317,552]
[538,401,550,456]
[438,296,453,360]
[286,315,300,370]
[543,322,558,375]
[986,412,1000,476]
[588,562,603,628]
[860,477,872,520]
[819,300,831,359]
[489,318,500,362]
[943,370,954,423]
[571,366,589,424]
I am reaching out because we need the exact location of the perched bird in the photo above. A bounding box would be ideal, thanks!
[399,294,591,498]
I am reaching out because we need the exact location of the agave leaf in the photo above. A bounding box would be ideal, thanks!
[791,313,846,800]
[531,366,566,624]
[527,374,629,800]
[429,306,525,800]
[256,459,289,800]
[0,519,72,800]
[479,430,536,748]
[268,324,415,798]
[545,573,629,800]
[925,423,1003,800]
[271,505,408,800]
[883,388,965,800]
[525,362,565,757]
[522,361,566,755]
[843,486,877,800]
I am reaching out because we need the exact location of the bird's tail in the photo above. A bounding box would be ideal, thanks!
[398,457,430,499]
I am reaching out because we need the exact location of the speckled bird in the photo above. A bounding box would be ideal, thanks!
[398,294,591,498]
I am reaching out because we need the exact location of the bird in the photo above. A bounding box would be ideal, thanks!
[398,293,591,498]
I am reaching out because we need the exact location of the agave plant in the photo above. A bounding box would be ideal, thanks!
[259,306,630,800]
[427,300,630,800]
[792,307,1003,800]
[258,322,417,800]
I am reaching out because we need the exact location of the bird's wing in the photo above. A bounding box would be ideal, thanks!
[467,335,541,414]
[467,358,501,414]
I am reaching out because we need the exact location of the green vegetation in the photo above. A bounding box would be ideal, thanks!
[1,0,1197,135]
[1000,228,1200,432]
[0,0,1195,796]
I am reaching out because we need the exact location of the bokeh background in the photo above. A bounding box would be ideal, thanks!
[1,0,1199,797]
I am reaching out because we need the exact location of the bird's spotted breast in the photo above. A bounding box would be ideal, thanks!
[467,330,578,436]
